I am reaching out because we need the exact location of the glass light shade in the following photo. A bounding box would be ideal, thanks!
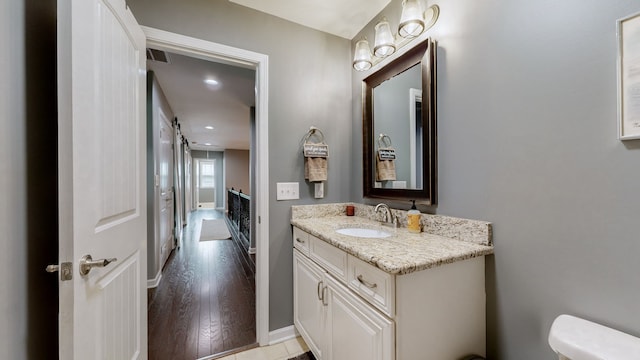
[399,0,425,38]
[353,39,372,71]
[373,19,396,58]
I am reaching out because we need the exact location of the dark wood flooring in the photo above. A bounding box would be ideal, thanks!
[148,209,256,360]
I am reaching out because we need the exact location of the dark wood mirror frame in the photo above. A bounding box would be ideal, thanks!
[363,39,437,205]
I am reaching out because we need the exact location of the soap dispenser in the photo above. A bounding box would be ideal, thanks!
[407,200,421,233]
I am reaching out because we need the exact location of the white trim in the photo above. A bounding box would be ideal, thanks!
[248,247,256,255]
[142,26,270,346]
[268,325,300,345]
[147,270,162,288]
[409,88,422,189]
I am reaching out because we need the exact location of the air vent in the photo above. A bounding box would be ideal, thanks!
[146,48,171,64]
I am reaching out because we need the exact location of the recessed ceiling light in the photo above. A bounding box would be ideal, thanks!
[204,79,219,86]
[205,126,214,130]
[205,143,212,146]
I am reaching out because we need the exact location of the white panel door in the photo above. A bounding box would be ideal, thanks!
[57,0,147,358]
[324,275,394,360]
[184,149,192,215]
[159,112,174,266]
[293,251,326,359]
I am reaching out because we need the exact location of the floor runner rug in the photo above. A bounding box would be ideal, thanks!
[199,219,232,241]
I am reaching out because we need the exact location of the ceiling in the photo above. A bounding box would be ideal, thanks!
[148,1,390,152]
[148,52,255,152]
[229,0,391,39]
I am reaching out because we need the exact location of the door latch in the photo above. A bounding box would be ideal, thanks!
[46,262,73,281]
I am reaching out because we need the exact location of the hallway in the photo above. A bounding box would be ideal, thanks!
[148,209,256,360]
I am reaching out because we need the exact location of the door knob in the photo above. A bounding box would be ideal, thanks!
[79,255,117,276]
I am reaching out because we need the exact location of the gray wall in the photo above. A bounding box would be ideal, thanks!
[147,72,176,281]
[1,0,59,358]
[224,149,250,196]
[128,0,353,331]
[1,1,27,358]
[353,0,640,358]
[199,188,215,203]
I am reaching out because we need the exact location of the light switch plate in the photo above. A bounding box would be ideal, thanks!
[276,182,299,200]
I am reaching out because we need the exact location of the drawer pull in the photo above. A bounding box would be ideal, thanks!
[317,280,324,301]
[322,286,328,306]
[295,237,305,244]
[357,275,377,289]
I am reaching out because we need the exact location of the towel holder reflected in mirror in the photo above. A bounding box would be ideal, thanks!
[363,39,437,205]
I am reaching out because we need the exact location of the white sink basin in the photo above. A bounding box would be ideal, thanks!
[335,227,392,238]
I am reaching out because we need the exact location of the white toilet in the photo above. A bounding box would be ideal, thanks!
[548,314,640,360]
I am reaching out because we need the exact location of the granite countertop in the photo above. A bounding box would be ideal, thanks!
[291,215,494,275]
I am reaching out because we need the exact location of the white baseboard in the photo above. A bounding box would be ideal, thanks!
[147,270,162,288]
[268,325,299,345]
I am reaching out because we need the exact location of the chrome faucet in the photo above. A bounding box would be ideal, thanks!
[374,203,396,226]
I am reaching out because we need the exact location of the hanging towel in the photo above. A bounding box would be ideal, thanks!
[302,127,329,183]
[376,134,396,181]
[376,149,397,181]
[305,156,328,182]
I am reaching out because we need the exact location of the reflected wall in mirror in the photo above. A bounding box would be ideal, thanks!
[363,39,437,204]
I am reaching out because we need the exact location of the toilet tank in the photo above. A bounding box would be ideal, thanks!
[548,314,640,360]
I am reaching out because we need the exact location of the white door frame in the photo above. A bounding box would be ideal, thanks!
[143,27,270,346]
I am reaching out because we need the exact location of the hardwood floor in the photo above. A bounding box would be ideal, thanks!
[148,209,256,360]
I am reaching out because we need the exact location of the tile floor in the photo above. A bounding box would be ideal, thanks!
[218,337,309,360]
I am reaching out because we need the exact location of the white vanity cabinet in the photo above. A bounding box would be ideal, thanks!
[294,250,394,360]
[292,226,487,360]
[323,271,394,360]
[293,249,326,358]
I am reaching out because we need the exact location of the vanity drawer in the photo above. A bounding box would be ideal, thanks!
[347,255,395,317]
[309,236,347,282]
[292,227,310,255]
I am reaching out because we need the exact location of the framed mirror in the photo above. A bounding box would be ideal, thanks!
[363,39,437,205]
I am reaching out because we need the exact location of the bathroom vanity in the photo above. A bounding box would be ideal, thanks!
[291,204,493,360]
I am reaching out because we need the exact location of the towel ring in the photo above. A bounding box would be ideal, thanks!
[303,126,325,144]
[377,134,393,148]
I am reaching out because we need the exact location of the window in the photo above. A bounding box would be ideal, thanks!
[199,161,215,189]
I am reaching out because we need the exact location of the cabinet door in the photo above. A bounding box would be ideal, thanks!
[324,275,395,360]
[293,250,325,359]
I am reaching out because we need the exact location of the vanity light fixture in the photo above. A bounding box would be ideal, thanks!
[352,2,440,71]
[398,0,425,38]
[373,18,396,57]
[353,38,373,71]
